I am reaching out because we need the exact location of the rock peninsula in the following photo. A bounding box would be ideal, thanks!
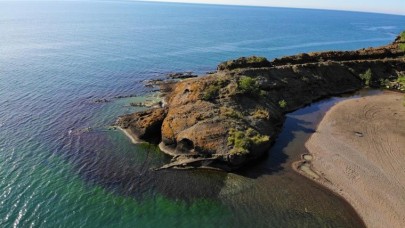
[116,34,405,170]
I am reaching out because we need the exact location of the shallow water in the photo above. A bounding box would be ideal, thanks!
[1,0,404,227]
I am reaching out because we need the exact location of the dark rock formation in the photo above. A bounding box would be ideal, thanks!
[166,72,198,79]
[116,34,405,170]
[116,108,167,143]
[217,56,272,71]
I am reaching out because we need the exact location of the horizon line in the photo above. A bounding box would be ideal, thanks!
[1,0,404,16]
[135,0,405,16]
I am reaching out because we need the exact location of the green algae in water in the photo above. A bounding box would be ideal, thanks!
[0,138,232,227]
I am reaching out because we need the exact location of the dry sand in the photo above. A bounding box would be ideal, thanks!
[300,91,405,228]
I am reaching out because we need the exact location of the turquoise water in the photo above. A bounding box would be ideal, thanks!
[0,1,404,227]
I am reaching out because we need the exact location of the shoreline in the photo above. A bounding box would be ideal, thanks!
[294,91,405,228]
[117,126,144,144]
[115,34,405,170]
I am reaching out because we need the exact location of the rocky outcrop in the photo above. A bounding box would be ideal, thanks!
[217,56,272,71]
[116,108,167,143]
[117,34,405,170]
[273,36,405,66]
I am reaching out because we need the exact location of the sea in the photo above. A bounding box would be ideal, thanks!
[0,1,404,227]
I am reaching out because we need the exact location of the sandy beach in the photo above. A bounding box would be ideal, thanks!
[299,91,405,228]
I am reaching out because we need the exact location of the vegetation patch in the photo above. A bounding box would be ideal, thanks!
[202,78,228,101]
[379,74,405,91]
[359,68,372,86]
[227,128,270,155]
[278,100,287,109]
[202,84,221,100]
[220,107,243,119]
[237,76,260,95]
[218,56,272,71]
[379,78,391,88]
[251,108,270,120]
[399,31,405,51]
[397,74,405,89]
[246,56,268,64]
[399,44,405,52]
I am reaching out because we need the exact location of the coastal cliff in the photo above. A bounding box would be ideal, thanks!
[116,34,405,170]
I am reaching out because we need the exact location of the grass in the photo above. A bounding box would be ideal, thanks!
[278,100,287,108]
[227,128,269,155]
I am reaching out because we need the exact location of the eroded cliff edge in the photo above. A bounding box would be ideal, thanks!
[116,34,405,170]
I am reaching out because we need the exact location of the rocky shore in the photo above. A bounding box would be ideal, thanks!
[116,34,405,170]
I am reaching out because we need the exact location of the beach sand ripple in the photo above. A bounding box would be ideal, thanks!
[304,92,405,228]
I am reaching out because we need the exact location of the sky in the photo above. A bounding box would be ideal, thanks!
[142,0,405,15]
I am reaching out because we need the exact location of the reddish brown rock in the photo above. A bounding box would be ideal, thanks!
[117,34,405,170]
[116,108,167,143]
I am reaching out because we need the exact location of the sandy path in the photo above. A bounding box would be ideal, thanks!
[302,92,405,228]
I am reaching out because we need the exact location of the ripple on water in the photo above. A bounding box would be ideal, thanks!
[1,0,401,226]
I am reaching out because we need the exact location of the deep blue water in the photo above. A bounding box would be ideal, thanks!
[0,1,404,227]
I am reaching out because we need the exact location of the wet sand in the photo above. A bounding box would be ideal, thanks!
[301,91,405,228]
[117,126,143,144]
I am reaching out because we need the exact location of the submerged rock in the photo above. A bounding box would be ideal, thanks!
[166,71,198,79]
[117,34,405,170]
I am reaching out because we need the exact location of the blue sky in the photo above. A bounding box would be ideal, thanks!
[143,0,405,15]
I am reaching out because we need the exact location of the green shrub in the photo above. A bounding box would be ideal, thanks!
[379,78,391,88]
[238,76,260,95]
[360,69,372,86]
[259,90,267,97]
[381,74,405,90]
[227,128,269,155]
[202,77,230,101]
[220,107,243,119]
[217,56,271,71]
[246,128,269,145]
[399,43,405,51]
[251,108,270,120]
[397,74,405,88]
[246,56,268,64]
[278,100,287,108]
[202,84,221,100]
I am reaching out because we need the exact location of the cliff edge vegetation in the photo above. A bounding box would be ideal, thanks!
[116,33,405,170]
